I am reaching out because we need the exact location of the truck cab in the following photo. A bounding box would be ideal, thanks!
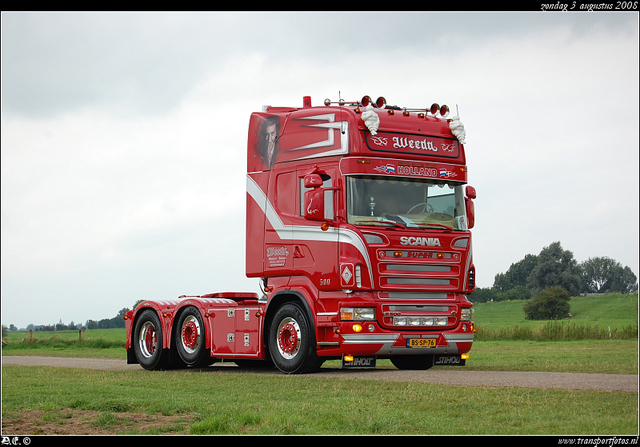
[245,95,476,372]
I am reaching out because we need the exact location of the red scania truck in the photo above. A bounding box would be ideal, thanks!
[125,95,476,374]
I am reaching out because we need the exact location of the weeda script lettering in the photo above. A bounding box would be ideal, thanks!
[393,136,438,152]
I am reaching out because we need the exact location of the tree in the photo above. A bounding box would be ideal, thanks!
[494,254,539,292]
[609,266,639,294]
[581,257,638,294]
[523,286,571,320]
[468,287,498,303]
[526,242,582,297]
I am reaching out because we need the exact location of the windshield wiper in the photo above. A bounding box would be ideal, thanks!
[414,222,454,231]
[357,218,406,229]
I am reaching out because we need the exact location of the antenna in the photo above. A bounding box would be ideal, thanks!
[339,91,345,134]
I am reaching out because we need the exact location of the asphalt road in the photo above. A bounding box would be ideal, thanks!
[2,356,638,392]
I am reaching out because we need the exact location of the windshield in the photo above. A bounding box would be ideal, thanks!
[346,175,468,230]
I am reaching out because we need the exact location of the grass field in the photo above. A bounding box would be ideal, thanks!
[2,363,638,435]
[2,293,638,435]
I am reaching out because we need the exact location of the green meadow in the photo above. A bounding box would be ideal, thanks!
[2,293,637,435]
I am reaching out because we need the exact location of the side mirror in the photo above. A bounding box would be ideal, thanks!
[465,185,476,200]
[304,188,325,221]
[302,173,339,223]
[304,174,323,189]
[465,185,476,229]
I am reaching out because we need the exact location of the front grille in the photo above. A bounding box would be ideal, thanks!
[379,292,450,300]
[377,248,461,291]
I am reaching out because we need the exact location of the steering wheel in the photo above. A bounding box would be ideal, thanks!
[407,202,434,214]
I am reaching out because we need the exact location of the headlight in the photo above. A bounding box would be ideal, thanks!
[340,307,376,321]
[461,308,474,321]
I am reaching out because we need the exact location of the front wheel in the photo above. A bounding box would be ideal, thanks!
[268,303,323,374]
[133,309,170,370]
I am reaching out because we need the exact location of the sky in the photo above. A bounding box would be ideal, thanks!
[2,11,638,329]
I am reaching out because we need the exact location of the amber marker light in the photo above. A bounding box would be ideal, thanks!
[321,222,330,231]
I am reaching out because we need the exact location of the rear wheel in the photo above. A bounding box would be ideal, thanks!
[390,354,434,370]
[268,303,323,374]
[175,306,211,367]
[133,309,170,370]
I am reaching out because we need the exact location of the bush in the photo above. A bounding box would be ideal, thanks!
[523,286,571,320]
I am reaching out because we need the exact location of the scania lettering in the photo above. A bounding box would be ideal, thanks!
[401,237,441,247]
[125,95,477,374]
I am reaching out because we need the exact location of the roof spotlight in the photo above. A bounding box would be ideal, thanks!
[430,103,440,115]
[375,97,386,108]
[440,104,450,117]
[324,98,331,106]
[361,95,372,107]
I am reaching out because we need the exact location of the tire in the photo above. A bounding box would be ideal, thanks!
[133,309,170,370]
[174,306,211,367]
[390,354,434,370]
[268,303,323,374]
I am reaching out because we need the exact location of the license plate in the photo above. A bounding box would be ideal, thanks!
[407,338,436,348]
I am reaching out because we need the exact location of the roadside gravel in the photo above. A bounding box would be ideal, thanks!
[3,356,638,392]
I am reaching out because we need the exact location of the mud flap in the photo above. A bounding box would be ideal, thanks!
[433,354,466,366]
[341,355,377,369]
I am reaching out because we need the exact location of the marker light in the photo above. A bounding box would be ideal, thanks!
[461,353,470,360]
[352,324,363,332]
[393,316,448,327]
